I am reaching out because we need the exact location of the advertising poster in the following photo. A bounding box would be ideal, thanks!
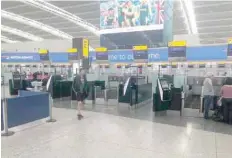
[100,0,164,33]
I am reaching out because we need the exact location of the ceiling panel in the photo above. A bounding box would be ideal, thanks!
[75,11,100,19]
[200,38,228,45]
[195,3,232,14]
[48,21,80,28]
[66,31,95,37]
[194,1,232,7]
[49,1,96,8]
[196,11,232,21]
[5,5,42,15]
[87,18,100,25]
[35,16,69,24]
[198,26,232,33]
[21,11,58,20]
[59,26,87,32]
[64,4,99,15]
[197,18,232,27]
[1,1,25,9]
[199,31,232,39]
[2,0,230,46]
[1,31,29,42]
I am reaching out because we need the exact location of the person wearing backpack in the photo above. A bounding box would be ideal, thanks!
[72,68,88,120]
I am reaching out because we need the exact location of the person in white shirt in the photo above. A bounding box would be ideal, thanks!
[202,73,214,119]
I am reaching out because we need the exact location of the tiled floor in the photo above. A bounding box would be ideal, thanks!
[2,103,232,158]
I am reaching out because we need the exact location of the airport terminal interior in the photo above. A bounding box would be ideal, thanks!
[1,0,232,158]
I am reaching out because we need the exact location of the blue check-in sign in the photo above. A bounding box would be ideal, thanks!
[1,53,40,62]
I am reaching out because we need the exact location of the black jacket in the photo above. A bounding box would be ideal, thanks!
[72,74,88,94]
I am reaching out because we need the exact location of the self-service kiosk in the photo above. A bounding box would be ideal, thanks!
[153,78,172,111]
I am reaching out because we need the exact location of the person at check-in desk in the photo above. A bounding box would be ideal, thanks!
[72,69,88,120]
[220,77,232,123]
[202,73,214,119]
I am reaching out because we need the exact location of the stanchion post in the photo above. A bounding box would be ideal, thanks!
[1,76,14,136]
[200,96,203,113]
[46,94,56,123]
[181,91,185,116]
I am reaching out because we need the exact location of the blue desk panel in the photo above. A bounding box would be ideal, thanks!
[187,45,227,61]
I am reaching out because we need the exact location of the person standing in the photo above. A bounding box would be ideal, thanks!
[202,73,214,119]
[72,69,88,120]
[220,77,232,123]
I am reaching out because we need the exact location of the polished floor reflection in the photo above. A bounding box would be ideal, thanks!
[2,103,232,158]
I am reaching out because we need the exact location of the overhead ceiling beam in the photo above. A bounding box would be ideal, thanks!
[1,36,19,43]
[199,30,232,35]
[180,0,198,34]
[1,25,44,41]
[21,0,99,36]
[194,2,232,8]
[197,17,232,23]
[1,10,73,40]
[196,10,232,16]
[1,10,95,50]
[198,25,232,30]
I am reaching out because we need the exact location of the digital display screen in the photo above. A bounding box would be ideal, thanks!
[133,50,148,61]
[96,52,108,61]
[168,46,186,58]
[68,53,78,61]
[100,0,164,34]
[228,44,232,56]
[39,54,49,61]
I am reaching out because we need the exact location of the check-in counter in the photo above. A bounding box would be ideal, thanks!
[118,76,152,106]
[52,80,73,99]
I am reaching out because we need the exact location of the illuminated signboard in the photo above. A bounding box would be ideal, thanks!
[100,0,164,34]
[67,48,78,61]
[133,45,148,63]
[168,40,186,58]
[39,49,49,61]
[95,47,108,62]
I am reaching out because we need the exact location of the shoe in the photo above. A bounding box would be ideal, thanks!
[77,114,84,120]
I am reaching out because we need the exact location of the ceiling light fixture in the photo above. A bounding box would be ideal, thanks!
[1,25,44,41]
[21,0,100,36]
[180,0,198,34]
[1,36,19,43]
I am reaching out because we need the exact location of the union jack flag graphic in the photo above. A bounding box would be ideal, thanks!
[155,0,164,24]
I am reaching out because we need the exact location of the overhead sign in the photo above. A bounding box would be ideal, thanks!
[95,47,107,52]
[133,50,148,63]
[67,48,78,61]
[168,41,186,58]
[228,38,232,44]
[187,45,227,61]
[1,53,40,62]
[82,38,89,58]
[39,49,49,61]
[168,40,186,47]
[133,45,148,51]
[67,48,78,53]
